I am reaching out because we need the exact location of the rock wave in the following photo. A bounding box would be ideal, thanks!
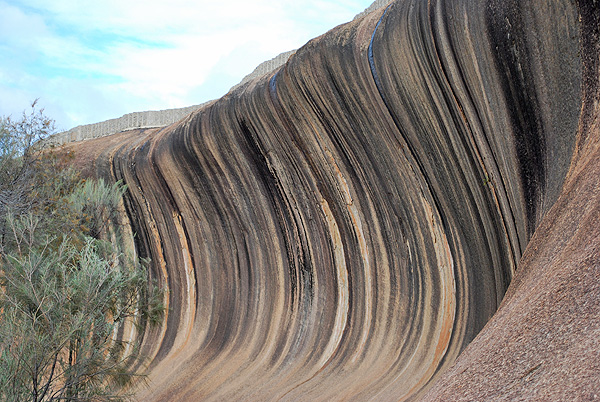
[67,0,599,400]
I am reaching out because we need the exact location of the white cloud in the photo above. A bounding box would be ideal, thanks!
[1,0,375,129]
[0,2,48,46]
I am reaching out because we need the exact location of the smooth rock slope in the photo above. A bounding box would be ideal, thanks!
[66,0,598,400]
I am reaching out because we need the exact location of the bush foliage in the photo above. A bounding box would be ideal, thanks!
[0,102,163,401]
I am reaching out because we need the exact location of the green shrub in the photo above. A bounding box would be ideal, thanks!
[0,103,163,401]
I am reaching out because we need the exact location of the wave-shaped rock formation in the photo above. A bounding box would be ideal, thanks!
[66,0,599,400]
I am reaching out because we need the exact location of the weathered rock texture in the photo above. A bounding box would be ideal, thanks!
[65,0,599,400]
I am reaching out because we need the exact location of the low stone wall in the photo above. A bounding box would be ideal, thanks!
[230,50,297,92]
[353,0,391,20]
[47,104,206,146]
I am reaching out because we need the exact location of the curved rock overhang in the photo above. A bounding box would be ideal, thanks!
[66,0,598,400]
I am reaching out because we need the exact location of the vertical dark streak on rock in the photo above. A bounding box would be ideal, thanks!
[574,0,600,154]
[237,117,309,298]
[486,0,546,234]
[431,0,522,280]
[368,4,393,106]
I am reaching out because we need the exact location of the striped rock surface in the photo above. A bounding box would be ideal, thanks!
[68,0,599,400]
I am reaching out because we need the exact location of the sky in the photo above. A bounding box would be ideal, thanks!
[0,0,375,132]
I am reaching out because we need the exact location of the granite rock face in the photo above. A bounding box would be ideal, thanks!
[67,0,599,400]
